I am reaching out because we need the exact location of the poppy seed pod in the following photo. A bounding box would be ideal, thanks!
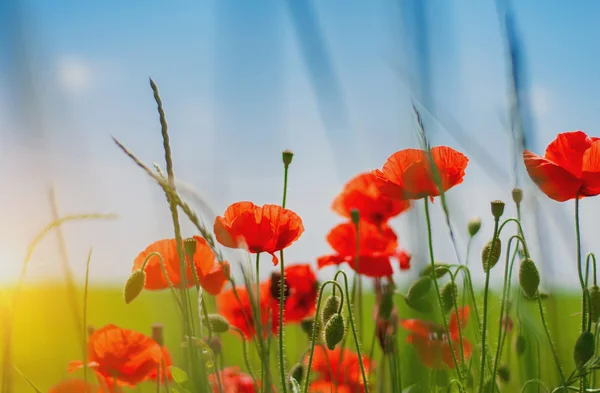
[519,258,540,299]
[124,269,146,304]
[590,285,600,323]
[491,200,505,220]
[574,331,595,370]
[324,313,345,350]
[407,277,433,303]
[441,282,457,314]
[282,150,294,167]
[481,238,502,272]
[290,363,304,384]
[183,237,197,257]
[350,208,360,225]
[322,295,341,325]
[204,314,230,333]
[151,323,164,346]
[269,271,290,302]
[515,334,527,355]
[512,188,523,205]
[468,217,482,237]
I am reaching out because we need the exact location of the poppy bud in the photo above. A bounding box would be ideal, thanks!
[497,365,510,383]
[482,238,502,272]
[421,263,450,279]
[491,200,505,220]
[515,334,526,355]
[350,208,360,225]
[441,282,457,314]
[124,269,146,304]
[183,237,197,257]
[301,316,322,340]
[404,295,434,314]
[468,217,482,237]
[378,289,394,320]
[574,331,595,370]
[152,323,164,346]
[290,363,304,384]
[590,286,600,323]
[406,277,432,303]
[282,150,294,167]
[321,295,341,325]
[324,314,345,350]
[269,271,290,301]
[204,314,230,333]
[512,188,523,205]
[208,335,222,356]
[519,258,540,299]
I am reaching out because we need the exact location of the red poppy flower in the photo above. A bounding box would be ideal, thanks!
[372,147,468,200]
[400,306,472,369]
[308,346,371,393]
[147,346,173,383]
[48,379,103,393]
[214,202,304,264]
[523,131,600,201]
[68,324,163,387]
[309,381,351,393]
[278,264,318,323]
[216,283,278,340]
[209,367,258,393]
[332,172,411,225]
[317,222,410,277]
[132,236,229,295]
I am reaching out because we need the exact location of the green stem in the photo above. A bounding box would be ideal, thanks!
[233,327,260,392]
[82,249,93,390]
[279,161,290,393]
[537,296,566,387]
[423,199,461,375]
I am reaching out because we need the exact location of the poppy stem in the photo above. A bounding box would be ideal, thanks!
[233,327,260,392]
[278,159,290,393]
[423,199,462,378]
[82,249,93,391]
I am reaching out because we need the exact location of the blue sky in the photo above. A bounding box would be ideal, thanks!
[1,0,600,289]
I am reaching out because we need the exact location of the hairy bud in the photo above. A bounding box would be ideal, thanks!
[482,238,502,272]
[574,331,595,370]
[590,285,600,323]
[407,277,432,303]
[468,217,482,237]
[204,314,230,333]
[519,258,540,299]
[324,314,345,350]
[124,269,146,304]
[512,188,523,205]
[322,295,341,325]
[441,282,457,314]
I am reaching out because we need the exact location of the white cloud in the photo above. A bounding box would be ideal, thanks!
[56,56,92,93]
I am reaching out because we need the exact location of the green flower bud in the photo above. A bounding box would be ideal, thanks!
[282,150,294,167]
[519,258,540,299]
[324,314,345,350]
[124,269,146,304]
[421,263,450,279]
[482,238,502,272]
[468,217,482,237]
[574,331,595,370]
[491,200,505,220]
[407,277,432,303]
[497,365,510,383]
[204,314,230,333]
[350,209,360,225]
[512,188,523,205]
[515,334,526,355]
[441,282,457,314]
[404,295,434,314]
[321,295,341,325]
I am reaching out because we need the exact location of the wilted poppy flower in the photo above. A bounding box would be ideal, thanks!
[308,346,371,393]
[48,379,102,393]
[132,236,229,295]
[523,131,600,201]
[147,346,173,383]
[68,324,163,388]
[372,147,468,200]
[332,172,411,225]
[400,306,472,369]
[216,283,277,339]
[317,222,410,277]
[271,263,318,323]
[209,367,258,393]
[214,202,304,264]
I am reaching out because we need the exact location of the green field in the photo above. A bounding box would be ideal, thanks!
[0,283,588,392]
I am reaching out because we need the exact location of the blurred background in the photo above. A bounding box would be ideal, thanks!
[1,0,600,290]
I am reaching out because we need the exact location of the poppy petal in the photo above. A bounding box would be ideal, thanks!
[449,306,470,340]
[431,146,469,192]
[400,319,437,338]
[544,131,592,178]
[582,140,600,196]
[344,255,393,277]
[198,262,230,296]
[317,254,345,269]
[523,150,582,201]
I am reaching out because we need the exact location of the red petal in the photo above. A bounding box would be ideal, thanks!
[523,150,582,201]
[544,131,592,178]
[582,140,600,196]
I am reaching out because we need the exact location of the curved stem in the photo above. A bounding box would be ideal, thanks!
[520,379,550,393]
[447,271,465,366]
[233,327,259,392]
[537,296,566,387]
[303,280,344,393]
[423,199,461,375]
[335,270,370,393]
[479,216,500,393]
